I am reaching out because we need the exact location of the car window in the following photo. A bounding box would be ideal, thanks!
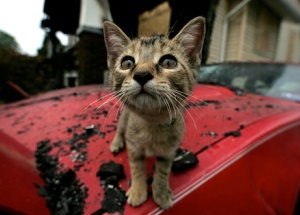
[198,63,300,102]
[266,65,300,101]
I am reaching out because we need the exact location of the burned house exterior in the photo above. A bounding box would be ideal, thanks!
[207,0,300,63]
[41,0,219,86]
[41,0,300,87]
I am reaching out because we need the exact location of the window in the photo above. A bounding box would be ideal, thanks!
[254,6,279,58]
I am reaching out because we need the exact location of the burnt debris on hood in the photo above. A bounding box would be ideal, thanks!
[223,125,245,138]
[223,130,241,137]
[35,140,88,215]
[94,160,127,215]
[34,124,105,214]
[97,160,126,181]
[172,148,199,173]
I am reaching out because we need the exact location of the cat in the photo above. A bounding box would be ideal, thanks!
[103,16,205,209]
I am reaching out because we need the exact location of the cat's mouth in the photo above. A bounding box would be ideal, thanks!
[136,89,156,99]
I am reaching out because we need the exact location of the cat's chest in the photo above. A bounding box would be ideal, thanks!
[125,115,184,157]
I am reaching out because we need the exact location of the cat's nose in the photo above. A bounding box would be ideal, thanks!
[133,71,153,86]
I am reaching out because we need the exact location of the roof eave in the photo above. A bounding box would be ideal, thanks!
[262,0,300,22]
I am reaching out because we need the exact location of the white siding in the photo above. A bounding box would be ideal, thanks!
[207,0,229,63]
[242,0,280,61]
[225,0,244,61]
[78,0,112,31]
[207,0,300,63]
[276,20,300,62]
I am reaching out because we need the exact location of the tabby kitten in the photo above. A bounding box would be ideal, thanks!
[103,16,205,209]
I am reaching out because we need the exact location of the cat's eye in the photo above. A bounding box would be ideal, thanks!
[159,55,177,69]
[120,56,135,70]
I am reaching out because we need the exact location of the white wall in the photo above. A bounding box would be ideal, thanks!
[78,0,112,31]
[275,19,300,63]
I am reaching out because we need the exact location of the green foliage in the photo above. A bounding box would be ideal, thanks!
[0,48,48,95]
[0,31,76,103]
[0,31,48,102]
[0,30,20,52]
[38,33,62,57]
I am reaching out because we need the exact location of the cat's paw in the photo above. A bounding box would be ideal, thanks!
[126,185,148,207]
[109,135,124,154]
[152,184,173,209]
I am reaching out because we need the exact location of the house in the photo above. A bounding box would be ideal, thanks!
[41,0,219,86]
[207,0,300,63]
[41,0,300,87]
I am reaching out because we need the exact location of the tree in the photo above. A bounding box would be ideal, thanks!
[38,32,63,57]
[0,30,20,52]
[0,31,47,103]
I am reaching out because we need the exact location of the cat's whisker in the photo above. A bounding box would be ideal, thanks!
[167,18,179,38]
[102,95,123,128]
[180,97,214,134]
[175,105,186,130]
[95,93,120,111]
[164,93,177,118]
[172,89,202,101]
[171,90,204,116]
[170,90,207,132]
[167,91,199,133]
[115,107,123,121]
[173,89,208,105]
[163,98,173,124]
[155,89,163,113]
[172,89,208,112]
[115,94,127,121]
[164,92,186,130]
[84,90,120,111]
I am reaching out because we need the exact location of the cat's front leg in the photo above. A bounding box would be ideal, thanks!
[110,109,129,153]
[110,132,125,153]
[126,154,148,207]
[152,156,174,209]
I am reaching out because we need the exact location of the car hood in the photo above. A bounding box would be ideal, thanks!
[1,84,300,214]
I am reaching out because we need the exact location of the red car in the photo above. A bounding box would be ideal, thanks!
[1,62,300,215]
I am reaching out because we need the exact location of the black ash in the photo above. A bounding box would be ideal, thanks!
[223,130,241,137]
[172,148,199,173]
[97,160,126,181]
[68,125,99,145]
[94,160,127,215]
[35,140,88,215]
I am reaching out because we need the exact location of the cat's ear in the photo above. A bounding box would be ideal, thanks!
[103,21,131,69]
[173,16,206,62]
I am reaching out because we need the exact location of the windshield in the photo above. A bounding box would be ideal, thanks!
[198,63,300,102]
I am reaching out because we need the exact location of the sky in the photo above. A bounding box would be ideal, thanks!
[0,0,67,56]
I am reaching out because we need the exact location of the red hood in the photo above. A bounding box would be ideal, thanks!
[1,84,300,214]
[1,84,299,152]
